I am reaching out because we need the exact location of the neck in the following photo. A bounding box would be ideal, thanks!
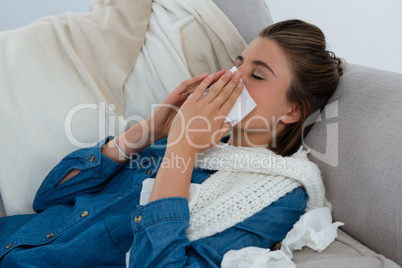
[227,129,270,148]
[227,123,285,149]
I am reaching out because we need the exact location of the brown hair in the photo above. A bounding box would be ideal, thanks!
[259,20,344,156]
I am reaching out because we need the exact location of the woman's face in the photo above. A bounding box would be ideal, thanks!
[234,37,294,135]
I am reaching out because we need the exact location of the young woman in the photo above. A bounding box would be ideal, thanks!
[0,20,343,267]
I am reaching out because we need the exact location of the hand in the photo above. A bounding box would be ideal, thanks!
[145,70,226,142]
[102,71,226,164]
[167,69,243,154]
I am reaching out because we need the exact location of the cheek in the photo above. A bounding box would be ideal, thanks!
[249,90,286,118]
[243,87,289,127]
[237,107,275,131]
[245,105,277,125]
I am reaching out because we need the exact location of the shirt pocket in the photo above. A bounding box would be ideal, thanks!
[103,214,133,253]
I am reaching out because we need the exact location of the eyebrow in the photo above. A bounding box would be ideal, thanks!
[236,55,277,77]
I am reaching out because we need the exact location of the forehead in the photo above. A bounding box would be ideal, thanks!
[241,37,291,77]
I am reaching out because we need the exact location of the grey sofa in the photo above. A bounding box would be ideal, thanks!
[216,0,401,267]
[296,64,402,267]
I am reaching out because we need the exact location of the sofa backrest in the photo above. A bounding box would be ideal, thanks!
[212,0,273,44]
[305,64,402,265]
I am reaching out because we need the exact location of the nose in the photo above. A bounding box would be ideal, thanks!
[236,64,248,86]
[237,64,246,74]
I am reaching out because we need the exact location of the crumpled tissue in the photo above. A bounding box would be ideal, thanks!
[222,247,295,268]
[221,207,344,268]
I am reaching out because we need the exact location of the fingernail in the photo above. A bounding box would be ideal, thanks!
[226,70,233,78]
[234,71,241,79]
[207,74,214,80]
[237,81,243,89]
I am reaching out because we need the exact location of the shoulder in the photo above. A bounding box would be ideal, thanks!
[273,187,307,210]
[237,187,307,230]
[219,187,307,249]
[243,187,306,231]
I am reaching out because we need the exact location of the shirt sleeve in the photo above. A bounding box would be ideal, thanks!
[33,136,127,212]
[128,187,307,267]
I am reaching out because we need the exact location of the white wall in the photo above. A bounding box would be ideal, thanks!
[0,0,93,31]
[265,0,402,74]
[1,0,401,74]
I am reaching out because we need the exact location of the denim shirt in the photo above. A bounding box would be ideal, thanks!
[0,137,307,267]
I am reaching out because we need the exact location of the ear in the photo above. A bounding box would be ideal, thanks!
[280,105,301,124]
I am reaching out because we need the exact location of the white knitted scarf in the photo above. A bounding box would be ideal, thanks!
[186,142,325,241]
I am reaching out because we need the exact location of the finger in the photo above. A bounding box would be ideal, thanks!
[177,69,225,93]
[190,74,215,101]
[219,80,244,114]
[177,74,208,93]
[208,71,242,106]
[182,70,227,96]
[203,70,242,104]
[201,69,233,103]
[210,70,226,84]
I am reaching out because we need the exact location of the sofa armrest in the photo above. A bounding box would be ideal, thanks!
[304,64,402,266]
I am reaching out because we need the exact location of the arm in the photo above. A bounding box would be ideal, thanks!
[149,69,243,202]
[32,136,125,212]
[33,73,223,211]
[128,69,243,266]
[33,118,153,212]
[59,73,219,185]
[58,119,156,185]
[129,188,307,267]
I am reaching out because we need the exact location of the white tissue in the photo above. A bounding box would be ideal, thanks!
[221,207,344,268]
[222,247,295,268]
[196,66,257,126]
[280,207,344,258]
[225,66,257,125]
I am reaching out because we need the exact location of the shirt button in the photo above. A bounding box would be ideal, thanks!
[146,170,153,175]
[5,243,13,249]
[47,233,54,239]
[89,156,96,163]
[81,211,89,218]
[134,215,142,223]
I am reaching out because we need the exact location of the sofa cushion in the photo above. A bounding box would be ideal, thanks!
[304,64,402,266]
[293,230,400,268]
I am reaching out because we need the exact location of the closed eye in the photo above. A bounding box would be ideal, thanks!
[251,74,264,80]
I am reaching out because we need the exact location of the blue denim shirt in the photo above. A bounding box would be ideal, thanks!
[0,137,307,267]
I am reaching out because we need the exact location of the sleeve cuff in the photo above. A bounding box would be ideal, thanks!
[131,197,190,232]
[80,136,128,176]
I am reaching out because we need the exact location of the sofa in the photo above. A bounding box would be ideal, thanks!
[0,0,401,267]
